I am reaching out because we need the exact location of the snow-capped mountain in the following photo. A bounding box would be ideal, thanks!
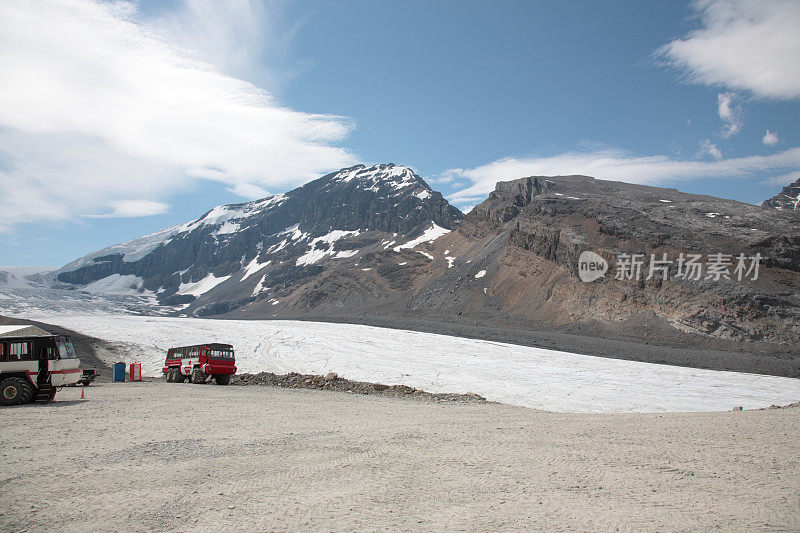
[762,177,800,211]
[56,164,462,312]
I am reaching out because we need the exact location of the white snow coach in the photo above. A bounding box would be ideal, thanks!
[0,325,82,405]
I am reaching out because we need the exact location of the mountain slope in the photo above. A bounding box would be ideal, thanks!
[408,175,800,348]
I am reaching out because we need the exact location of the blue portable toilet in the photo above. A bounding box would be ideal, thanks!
[113,362,126,382]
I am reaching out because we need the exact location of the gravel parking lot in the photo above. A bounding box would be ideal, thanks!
[1,382,798,532]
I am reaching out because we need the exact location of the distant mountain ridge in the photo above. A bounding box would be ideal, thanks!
[762,177,800,211]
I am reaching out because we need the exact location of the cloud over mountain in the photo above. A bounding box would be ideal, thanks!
[0,0,357,231]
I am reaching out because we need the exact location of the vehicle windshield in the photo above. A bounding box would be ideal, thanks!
[209,349,234,360]
[56,338,78,359]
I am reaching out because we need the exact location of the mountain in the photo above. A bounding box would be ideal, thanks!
[55,164,462,313]
[762,177,800,211]
[411,175,800,349]
[50,168,800,367]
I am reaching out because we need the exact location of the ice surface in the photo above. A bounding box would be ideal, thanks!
[0,267,56,289]
[26,314,800,414]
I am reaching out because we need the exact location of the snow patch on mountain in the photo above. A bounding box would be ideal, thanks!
[334,249,359,259]
[83,274,151,296]
[279,224,309,241]
[177,273,231,296]
[251,274,269,297]
[415,190,431,200]
[394,222,450,252]
[213,221,240,236]
[296,229,361,266]
[240,256,271,282]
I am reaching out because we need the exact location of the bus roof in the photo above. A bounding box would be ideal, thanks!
[0,325,53,337]
[169,343,233,350]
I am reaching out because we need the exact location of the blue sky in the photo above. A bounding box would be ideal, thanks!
[1,0,798,266]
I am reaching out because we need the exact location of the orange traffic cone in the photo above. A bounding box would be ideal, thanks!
[80,387,85,399]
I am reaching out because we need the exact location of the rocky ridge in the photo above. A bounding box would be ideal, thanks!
[761,177,800,211]
[230,371,488,403]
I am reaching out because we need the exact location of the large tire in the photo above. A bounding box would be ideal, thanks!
[174,370,186,383]
[0,377,34,406]
[214,374,231,385]
[166,368,174,382]
[191,367,205,384]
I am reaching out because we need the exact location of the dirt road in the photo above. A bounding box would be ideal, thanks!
[1,382,798,531]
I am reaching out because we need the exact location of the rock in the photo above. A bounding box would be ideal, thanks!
[373,383,388,391]
[324,372,338,382]
[732,406,743,411]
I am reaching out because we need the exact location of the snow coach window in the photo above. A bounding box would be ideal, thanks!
[210,349,233,359]
[0,343,5,361]
[57,339,77,359]
[9,342,30,360]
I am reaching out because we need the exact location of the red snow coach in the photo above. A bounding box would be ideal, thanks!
[162,343,236,385]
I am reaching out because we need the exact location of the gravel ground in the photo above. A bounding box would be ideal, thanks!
[1,382,798,532]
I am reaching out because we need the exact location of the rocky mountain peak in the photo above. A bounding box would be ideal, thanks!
[762,177,800,211]
[321,163,431,197]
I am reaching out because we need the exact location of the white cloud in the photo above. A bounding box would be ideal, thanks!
[153,0,304,88]
[762,129,780,146]
[0,0,357,231]
[228,183,273,198]
[445,146,800,204]
[716,92,742,137]
[760,172,798,187]
[658,0,800,99]
[697,138,723,160]
[88,200,170,219]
